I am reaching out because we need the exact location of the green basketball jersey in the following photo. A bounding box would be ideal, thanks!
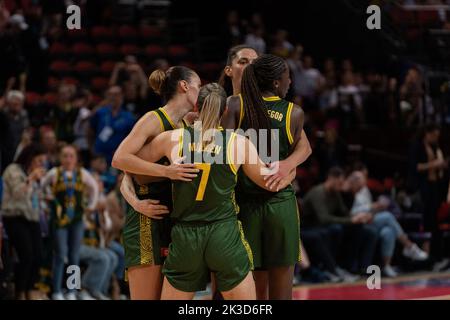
[133,108,188,208]
[171,127,239,223]
[237,95,296,199]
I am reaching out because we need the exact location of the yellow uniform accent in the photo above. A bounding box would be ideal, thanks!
[194,163,211,201]
[178,128,184,158]
[227,132,238,175]
[151,110,164,133]
[238,94,244,128]
[159,108,176,129]
[262,96,282,102]
[237,220,254,270]
[286,102,294,145]
[139,215,153,265]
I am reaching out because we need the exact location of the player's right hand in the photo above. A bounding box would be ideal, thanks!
[165,158,199,181]
[133,199,169,219]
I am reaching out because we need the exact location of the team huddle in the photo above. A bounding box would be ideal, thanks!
[111,45,312,300]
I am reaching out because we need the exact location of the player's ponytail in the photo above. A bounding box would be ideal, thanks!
[148,69,166,95]
[196,83,227,146]
[149,66,197,102]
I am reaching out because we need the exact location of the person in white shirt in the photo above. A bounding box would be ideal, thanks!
[348,170,428,278]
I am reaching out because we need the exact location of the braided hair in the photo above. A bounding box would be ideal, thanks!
[241,54,287,131]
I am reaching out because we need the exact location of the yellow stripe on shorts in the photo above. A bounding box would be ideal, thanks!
[139,214,153,265]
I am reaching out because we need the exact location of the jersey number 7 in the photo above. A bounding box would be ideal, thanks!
[195,163,211,201]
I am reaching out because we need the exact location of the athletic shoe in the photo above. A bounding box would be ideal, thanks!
[322,271,342,283]
[51,292,65,300]
[92,292,111,300]
[65,292,77,300]
[382,265,398,278]
[78,290,96,300]
[403,244,428,261]
[335,267,360,283]
[433,258,450,272]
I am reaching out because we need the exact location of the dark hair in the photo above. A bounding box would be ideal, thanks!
[419,122,440,140]
[327,166,344,179]
[15,145,46,172]
[148,66,197,102]
[218,45,258,96]
[241,54,287,131]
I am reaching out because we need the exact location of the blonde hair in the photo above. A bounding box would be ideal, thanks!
[195,83,227,147]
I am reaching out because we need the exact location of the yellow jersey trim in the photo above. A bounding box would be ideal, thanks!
[227,132,238,175]
[262,96,281,101]
[286,102,294,145]
[238,94,244,129]
[178,128,184,158]
[151,110,164,133]
[159,108,176,129]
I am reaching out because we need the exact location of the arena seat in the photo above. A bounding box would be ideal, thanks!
[139,25,162,42]
[144,44,165,58]
[100,61,117,76]
[72,42,95,59]
[91,77,110,93]
[120,44,140,56]
[49,61,72,77]
[118,25,138,42]
[96,43,120,60]
[91,26,116,43]
[49,42,69,59]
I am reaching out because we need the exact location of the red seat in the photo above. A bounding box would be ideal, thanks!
[168,45,189,58]
[62,77,80,86]
[100,61,117,76]
[66,28,88,42]
[139,25,161,40]
[417,10,441,27]
[96,43,119,59]
[43,93,58,107]
[72,42,95,56]
[49,42,69,57]
[145,44,165,57]
[50,61,72,76]
[91,77,110,92]
[120,44,140,56]
[367,178,384,194]
[91,94,103,106]
[118,25,138,41]
[26,92,42,106]
[74,61,98,77]
[180,61,195,69]
[91,26,115,41]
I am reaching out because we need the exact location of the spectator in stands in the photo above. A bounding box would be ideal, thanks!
[295,55,324,111]
[0,105,14,173]
[348,170,428,278]
[39,126,59,169]
[52,84,78,143]
[1,145,47,299]
[314,120,348,180]
[329,71,363,129]
[90,154,116,194]
[73,89,93,167]
[109,55,148,114]
[409,123,449,261]
[89,85,136,165]
[271,29,294,58]
[222,10,245,50]
[78,173,118,300]
[244,25,266,54]
[301,167,378,275]
[2,90,29,156]
[40,145,99,300]
[400,67,425,127]
[105,173,127,299]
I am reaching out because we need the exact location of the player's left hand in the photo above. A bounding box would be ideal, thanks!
[264,160,293,190]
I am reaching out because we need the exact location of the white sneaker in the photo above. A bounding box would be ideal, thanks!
[78,290,96,300]
[403,244,428,261]
[93,292,111,300]
[382,265,398,278]
[65,292,77,300]
[335,267,360,283]
[51,292,66,300]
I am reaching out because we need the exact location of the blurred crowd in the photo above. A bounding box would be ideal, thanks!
[0,0,449,299]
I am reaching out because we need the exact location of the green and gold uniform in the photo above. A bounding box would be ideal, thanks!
[162,127,253,292]
[123,108,188,268]
[237,95,301,269]
[50,167,85,228]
